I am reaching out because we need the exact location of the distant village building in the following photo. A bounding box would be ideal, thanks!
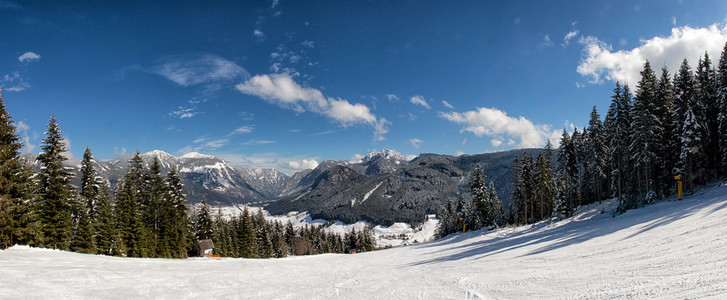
[197,239,214,257]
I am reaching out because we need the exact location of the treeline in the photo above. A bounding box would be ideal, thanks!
[436,164,504,238]
[0,91,374,257]
[196,200,375,258]
[437,41,727,237]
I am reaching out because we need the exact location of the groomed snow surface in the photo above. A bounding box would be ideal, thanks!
[2,184,727,299]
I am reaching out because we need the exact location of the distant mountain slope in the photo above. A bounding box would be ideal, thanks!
[266,148,551,225]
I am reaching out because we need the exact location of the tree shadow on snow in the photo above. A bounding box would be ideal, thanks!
[408,194,724,266]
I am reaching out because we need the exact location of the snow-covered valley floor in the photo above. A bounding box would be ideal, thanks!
[2,184,727,299]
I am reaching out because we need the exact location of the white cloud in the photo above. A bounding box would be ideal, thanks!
[439,107,560,148]
[302,40,314,48]
[456,150,465,156]
[577,24,727,85]
[405,154,417,161]
[540,34,554,47]
[442,100,454,109]
[325,98,376,125]
[151,54,249,87]
[242,139,276,146]
[672,16,677,26]
[350,153,364,163]
[386,94,399,101]
[409,138,423,149]
[491,139,503,147]
[373,118,390,141]
[16,121,34,154]
[286,159,319,171]
[169,106,198,119]
[1,72,30,92]
[18,52,40,63]
[232,125,254,134]
[410,95,431,110]
[236,73,387,139]
[563,30,578,46]
[254,29,265,39]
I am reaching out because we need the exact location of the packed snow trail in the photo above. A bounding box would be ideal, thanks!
[2,185,727,299]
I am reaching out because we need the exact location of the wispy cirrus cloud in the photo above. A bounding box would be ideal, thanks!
[577,23,727,85]
[410,95,431,110]
[236,73,389,141]
[1,72,30,92]
[150,53,249,87]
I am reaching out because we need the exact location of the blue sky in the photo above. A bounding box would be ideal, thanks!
[2,0,727,173]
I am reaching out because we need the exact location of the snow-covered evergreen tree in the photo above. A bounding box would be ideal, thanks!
[114,151,150,257]
[586,106,608,202]
[162,168,189,258]
[37,116,74,250]
[695,53,719,178]
[717,41,727,176]
[195,197,213,241]
[674,59,707,190]
[630,61,662,203]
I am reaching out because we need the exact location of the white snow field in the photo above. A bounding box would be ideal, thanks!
[2,184,727,299]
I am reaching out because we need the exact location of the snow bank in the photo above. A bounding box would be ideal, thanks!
[4,184,726,298]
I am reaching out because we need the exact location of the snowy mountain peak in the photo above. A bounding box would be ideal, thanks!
[180,152,216,159]
[363,149,406,164]
[142,150,177,160]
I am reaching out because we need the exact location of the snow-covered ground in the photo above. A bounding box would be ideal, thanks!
[207,205,438,247]
[3,184,727,299]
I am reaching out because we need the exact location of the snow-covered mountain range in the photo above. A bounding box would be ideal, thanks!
[27,148,549,225]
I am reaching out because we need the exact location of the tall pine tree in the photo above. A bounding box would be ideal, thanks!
[37,116,74,250]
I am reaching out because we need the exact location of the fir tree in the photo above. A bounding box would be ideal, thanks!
[655,67,676,196]
[238,206,258,258]
[674,59,707,190]
[717,41,727,176]
[469,164,488,228]
[114,151,150,257]
[195,197,213,240]
[94,180,116,255]
[0,90,36,248]
[696,53,719,178]
[555,129,579,218]
[162,168,190,258]
[586,106,608,202]
[630,61,662,203]
[144,156,166,256]
[37,116,74,250]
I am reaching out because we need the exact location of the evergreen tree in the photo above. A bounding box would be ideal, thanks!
[94,179,116,255]
[696,53,719,178]
[238,206,258,258]
[162,168,190,258]
[0,90,36,248]
[487,181,503,226]
[535,145,554,221]
[586,106,608,202]
[195,197,213,240]
[655,67,676,196]
[144,156,166,256]
[717,41,727,176]
[37,116,74,250]
[606,84,634,211]
[555,129,579,218]
[674,59,707,190]
[630,61,661,203]
[80,147,98,218]
[114,151,150,257]
[469,164,488,228]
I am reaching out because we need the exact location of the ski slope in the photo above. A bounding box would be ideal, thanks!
[2,184,727,299]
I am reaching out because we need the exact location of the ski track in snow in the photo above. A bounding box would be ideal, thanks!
[2,184,727,299]
[360,181,383,205]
